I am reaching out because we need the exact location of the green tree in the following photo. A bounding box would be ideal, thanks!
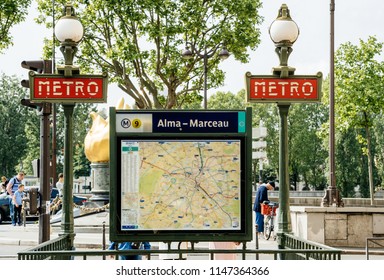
[334,36,384,204]
[257,105,279,181]
[37,0,263,109]
[0,74,36,176]
[206,90,279,184]
[289,103,328,190]
[208,90,244,109]
[373,114,384,190]
[0,74,96,179]
[0,0,32,52]
[21,111,40,176]
[54,103,98,176]
[73,143,90,179]
[335,128,363,197]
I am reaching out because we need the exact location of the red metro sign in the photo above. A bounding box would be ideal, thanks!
[29,73,108,103]
[245,72,322,103]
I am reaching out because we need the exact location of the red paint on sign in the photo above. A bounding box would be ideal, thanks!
[249,77,319,101]
[33,76,104,100]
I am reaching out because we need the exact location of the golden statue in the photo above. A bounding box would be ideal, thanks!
[84,98,130,162]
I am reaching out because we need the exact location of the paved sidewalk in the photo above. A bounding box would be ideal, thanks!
[5,212,379,260]
[0,211,279,255]
[0,212,109,249]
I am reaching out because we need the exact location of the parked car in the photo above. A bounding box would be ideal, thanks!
[0,193,11,223]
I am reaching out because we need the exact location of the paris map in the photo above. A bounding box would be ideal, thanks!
[120,140,241,231]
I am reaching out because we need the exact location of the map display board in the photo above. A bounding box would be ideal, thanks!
[120,139,241,231]
[109,108,252,242]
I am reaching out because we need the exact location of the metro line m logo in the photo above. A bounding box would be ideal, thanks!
[245,72,323,103]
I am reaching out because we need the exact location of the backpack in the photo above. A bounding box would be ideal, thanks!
[10,177,22,194]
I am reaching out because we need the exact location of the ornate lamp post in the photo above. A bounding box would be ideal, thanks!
[269,4,299,240]
[55,4,83,76]
[182,43,229,109]
[54,3,84,248]
[269,4,299,78]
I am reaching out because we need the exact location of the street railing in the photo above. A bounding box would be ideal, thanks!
[280,233,341,260]
[18,234,73,260]
[366,237,384,260]
[18,245,341,260]
[18,233,341,260]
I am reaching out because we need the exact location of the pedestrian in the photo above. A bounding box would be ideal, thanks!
[1,176,8,193]
[56,173,64,196]
[12,183,25,226]
[253,181,275,238]
[6,171,25,220]
[108,241,151,260]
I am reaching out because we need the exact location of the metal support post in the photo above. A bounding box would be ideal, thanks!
[277,104,291,238]
[321,0,343,207]
[39,102,52,243]
[61,104,76,248]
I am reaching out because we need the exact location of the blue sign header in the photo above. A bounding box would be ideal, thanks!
[116,111,246,133]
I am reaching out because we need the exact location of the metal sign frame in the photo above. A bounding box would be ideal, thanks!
[245,72,323,103]
[28,72,108,103]
[109,108,253,242]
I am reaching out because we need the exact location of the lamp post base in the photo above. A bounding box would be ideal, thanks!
[321,187,344,207]
[89,162,110,206]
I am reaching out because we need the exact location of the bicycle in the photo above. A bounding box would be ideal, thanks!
[261,201,279,240]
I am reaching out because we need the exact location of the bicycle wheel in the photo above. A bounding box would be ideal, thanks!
[264,216,272,240]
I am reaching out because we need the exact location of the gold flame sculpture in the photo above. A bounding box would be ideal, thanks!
[84,98,130,162]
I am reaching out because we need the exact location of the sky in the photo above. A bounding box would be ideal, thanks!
[0,0,383,108]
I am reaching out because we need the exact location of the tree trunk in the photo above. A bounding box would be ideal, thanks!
[366,125,375,206]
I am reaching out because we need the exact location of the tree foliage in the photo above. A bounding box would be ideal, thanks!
[373,115,384,190]
[289,103,328,190]
[208,90,244,109]
[37,0,263,109]
[334,128,364,197]
[53,103,98,176]
[334,37,384,128]
[333,36,384,203]
[0,74,36,176]
[0,73,97,180]
[0,0,32,53]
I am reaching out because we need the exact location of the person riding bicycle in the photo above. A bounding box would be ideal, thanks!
[253,181,275,238]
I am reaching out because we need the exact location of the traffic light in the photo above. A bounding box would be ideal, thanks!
[21,60,52,88]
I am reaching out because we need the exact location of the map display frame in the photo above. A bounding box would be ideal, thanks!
[109,108,253,242]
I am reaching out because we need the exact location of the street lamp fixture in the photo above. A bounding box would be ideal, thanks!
[54,3,84,76]
[268,4,299,238]
[182,42,229,109]
[53,2,84,249]
[269,4,299,78]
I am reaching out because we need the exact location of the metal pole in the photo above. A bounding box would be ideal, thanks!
[321,0,343,207]
[51,0,57,186]
[61,104,75,248]
[39,103,52,243]
[329,0,336,189]
[203,54,208,109]
[277,104,291,235]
